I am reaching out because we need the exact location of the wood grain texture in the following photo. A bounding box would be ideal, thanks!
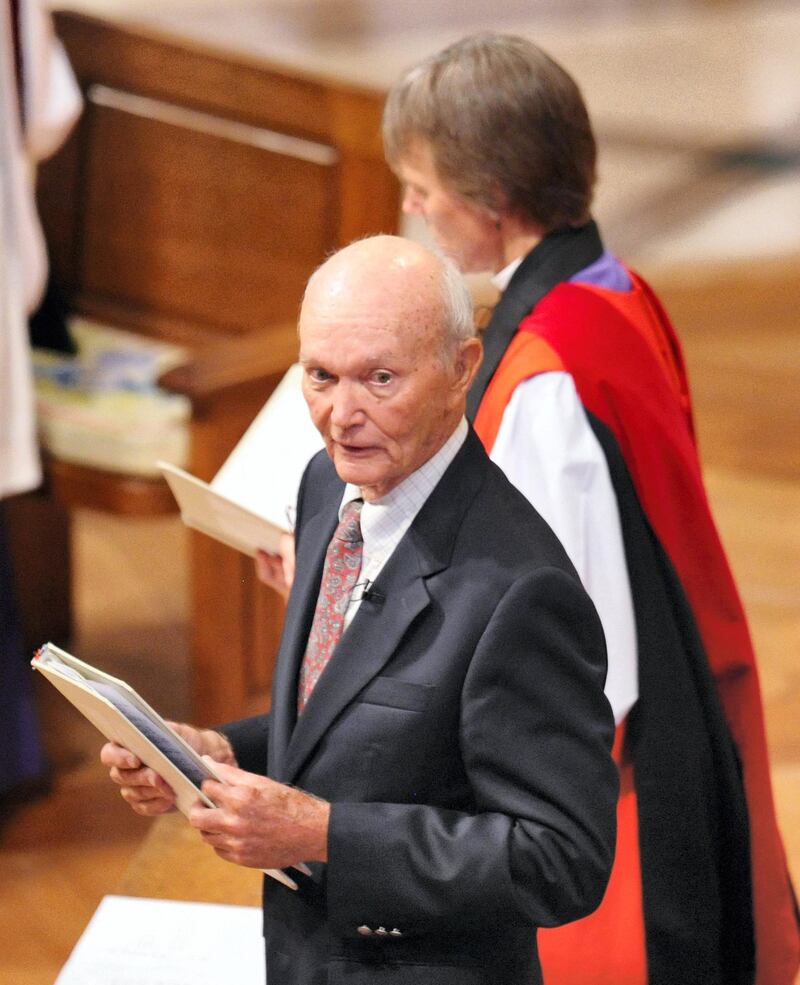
[23,8,400,729]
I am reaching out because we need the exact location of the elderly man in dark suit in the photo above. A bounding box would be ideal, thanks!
[102,235,617,985]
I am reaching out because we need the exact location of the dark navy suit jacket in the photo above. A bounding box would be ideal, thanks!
[223,428,618,985]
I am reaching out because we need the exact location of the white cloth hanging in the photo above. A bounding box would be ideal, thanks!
[0,0,81,498]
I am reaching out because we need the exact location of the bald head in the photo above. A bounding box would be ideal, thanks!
[302,235,475,365]
[306,234,436,294]
[298,235,482,501]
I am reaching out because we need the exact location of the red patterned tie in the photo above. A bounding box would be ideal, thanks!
[297,500,364,712]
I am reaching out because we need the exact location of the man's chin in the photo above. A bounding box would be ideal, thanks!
[331,452,380,489]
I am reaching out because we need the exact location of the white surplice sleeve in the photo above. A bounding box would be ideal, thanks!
[490,371,638,723]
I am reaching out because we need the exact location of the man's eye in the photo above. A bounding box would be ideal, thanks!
[308,368,332,383]
[371,371,393,385]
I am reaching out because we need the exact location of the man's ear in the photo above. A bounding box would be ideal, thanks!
[453,336,483,395]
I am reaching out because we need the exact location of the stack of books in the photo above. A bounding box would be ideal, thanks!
[32,319,191,476]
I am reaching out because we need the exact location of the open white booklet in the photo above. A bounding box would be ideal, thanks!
[158,462,286,558]
[33,642,305,890]
[160,363,324,556]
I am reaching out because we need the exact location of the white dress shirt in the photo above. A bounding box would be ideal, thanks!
[338,418,468,628]
[488,260,638,723]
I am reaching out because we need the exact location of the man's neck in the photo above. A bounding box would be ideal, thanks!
[499,222,543,271]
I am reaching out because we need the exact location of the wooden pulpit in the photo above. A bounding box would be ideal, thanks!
[16,9,400,726]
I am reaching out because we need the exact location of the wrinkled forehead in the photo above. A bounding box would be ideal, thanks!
[298,298,443,371]
[300,249,444,344]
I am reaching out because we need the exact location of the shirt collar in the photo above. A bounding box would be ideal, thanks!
[490,256,524,293]
[340,417,468,537]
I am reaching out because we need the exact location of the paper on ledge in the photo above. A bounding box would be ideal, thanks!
[54,895,263,985]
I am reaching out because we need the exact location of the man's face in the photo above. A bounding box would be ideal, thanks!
[299,246,475,501]
[396,140,504,275]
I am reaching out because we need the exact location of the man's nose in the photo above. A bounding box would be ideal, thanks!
[330,382,363,430]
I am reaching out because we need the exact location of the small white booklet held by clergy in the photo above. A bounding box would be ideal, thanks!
[33,642,303,890]
[158,363,324,556]
[158,461,286,558]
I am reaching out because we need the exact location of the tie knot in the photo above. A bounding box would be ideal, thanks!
[335,499,363,544]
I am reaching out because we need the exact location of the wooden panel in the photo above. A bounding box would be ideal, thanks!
[188,536,284,725]
[38,11,399,334]
[650,254,800,482]
[249,584,285,705]
[186,373,290,724]
[78,90,337,334]
[47,460,178,515]
[117,812,261,905]
[4,492,73,653]
[337,152,400,243]
[29,8,400,727]
[51,11,389,152]
[189,532,253,726]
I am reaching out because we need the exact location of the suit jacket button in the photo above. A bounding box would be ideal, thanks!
[375,926,388,936]
[357,925,373,936]
[390,928,403,937]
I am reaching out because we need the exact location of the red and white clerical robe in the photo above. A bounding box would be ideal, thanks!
[473,238,799,985]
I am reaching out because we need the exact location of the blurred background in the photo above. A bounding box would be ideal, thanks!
[1,2,798,983]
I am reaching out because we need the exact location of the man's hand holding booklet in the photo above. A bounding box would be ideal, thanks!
[34,642,220,814]
[32,642,304,890]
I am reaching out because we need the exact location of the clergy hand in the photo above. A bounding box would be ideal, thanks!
[255,532,296,600]
[189,760,330,870]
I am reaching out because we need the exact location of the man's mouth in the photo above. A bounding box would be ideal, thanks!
[336,442,376,456]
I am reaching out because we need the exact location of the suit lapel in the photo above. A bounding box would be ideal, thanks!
[278,429,491,785]
[281,535,431,783]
